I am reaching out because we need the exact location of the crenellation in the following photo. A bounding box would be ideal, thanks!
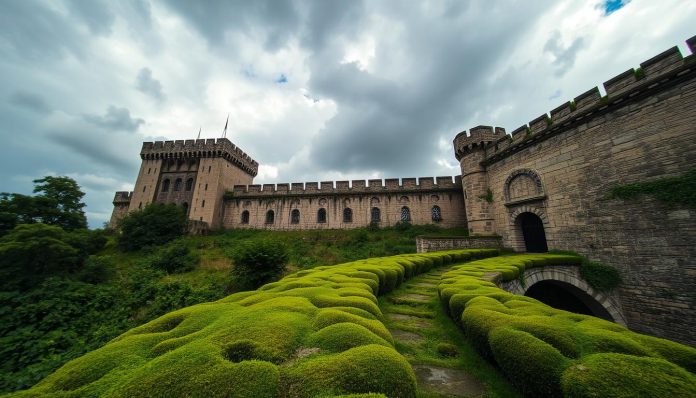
[291,182,304,191]
[528,114,549,134]
[263,184,275,193]
[687,35,696,54]
[385,178,399,189]
[510,125,528,141]
[233,185,246,194]
[574,87,602,111]
[248,185,261,193]
[640,46,683,77]
[352,180,366,189]
[306,182,319,192]
[321,181,334,190]
[420,177,434,188]
[336,181,350,191]
[113,191,133,204]
[276,184,289,194]
[368,179,382,189]
[402,178,417,188]
[550,101,573,122]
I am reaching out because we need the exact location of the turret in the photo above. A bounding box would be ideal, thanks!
[453,125,504,234]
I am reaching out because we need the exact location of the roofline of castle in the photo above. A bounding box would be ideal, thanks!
[140,137,259,177]
[453,36,696,165]
[225,176,462,199]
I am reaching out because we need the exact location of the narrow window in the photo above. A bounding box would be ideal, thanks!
[182,202,189,214]
[148,168,151,174]
[266,210,275,224]
[186,178,194,191]
[199,217,203,221]
[432,205,442,222]
[201,200,205,208]
[174,178,182,191]
[291,209,300,224]
[162,179,170,192]
[343,208,353,223]
[317,208,327,223]
[371,207,381,222]
[208,166,211,173]
[241,210,250,224]
[400,206,411,222]
[138,202,142,209]
[205,183,208,191]
[142,185,146,192]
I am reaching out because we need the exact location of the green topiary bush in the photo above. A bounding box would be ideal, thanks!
[436,342,458,358]
[230,238,289,289]
[561,353,696,397]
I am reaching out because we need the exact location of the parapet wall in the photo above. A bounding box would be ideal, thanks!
[227,176,462,198]
[454,35,696,165]
[113,191,133,204]
[140,138,259,177]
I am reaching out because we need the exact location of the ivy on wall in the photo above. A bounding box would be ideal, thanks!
[607,169,696,208]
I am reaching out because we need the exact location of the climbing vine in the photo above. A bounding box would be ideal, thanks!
[607,169,696,208]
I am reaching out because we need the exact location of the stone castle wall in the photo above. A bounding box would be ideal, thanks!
[453,37,696,345]
[222,177,466,230]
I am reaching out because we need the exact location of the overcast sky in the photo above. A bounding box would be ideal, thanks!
[1,0,694,227]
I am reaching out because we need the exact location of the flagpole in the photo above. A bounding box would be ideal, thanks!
[222,114,229,139]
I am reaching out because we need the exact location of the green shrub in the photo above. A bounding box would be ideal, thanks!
[580,261,621,291]
[607,169,696,208]
[78,256,116,284]
[490,327,570,397]
[436,342,458,358]
[561,353,696,397]
[148,243,199,274]
[230,238,289,290]
[308,322,391,352]
[117,203,188,251]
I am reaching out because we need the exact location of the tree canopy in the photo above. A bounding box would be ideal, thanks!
[117,203,188,251]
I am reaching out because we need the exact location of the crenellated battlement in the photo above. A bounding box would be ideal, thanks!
[140,137,259,177]
[455,35,696,165]
[453,125,506,160]
[113,191,133,205]
[226,176,462,198]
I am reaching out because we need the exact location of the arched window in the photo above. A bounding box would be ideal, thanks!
[162,179,170,192]
[291,209,300,224]
[400,206,411,222]
[371,207,381,222]
[266,210,275,224]
[317,208,327,223]
[185,178,194,191]
[343,208,353,223]
[432,205,442,222]
[241,210,250,224]
[174,178,182,191]
[182,202,189,214]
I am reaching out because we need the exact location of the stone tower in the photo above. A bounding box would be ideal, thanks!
[111,138,258,229]
[452,125,504,234]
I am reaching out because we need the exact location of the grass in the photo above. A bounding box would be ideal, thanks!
[379,273,520,398]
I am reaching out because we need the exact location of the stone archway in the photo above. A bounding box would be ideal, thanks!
[499,265,626,326]
[518,212,548,252]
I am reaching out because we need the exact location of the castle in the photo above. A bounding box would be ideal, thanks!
[111,37,696,346]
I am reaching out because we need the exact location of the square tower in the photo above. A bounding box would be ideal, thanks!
[110,138,258,229]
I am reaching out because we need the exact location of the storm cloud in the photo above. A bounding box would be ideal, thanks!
[0,0,694,227]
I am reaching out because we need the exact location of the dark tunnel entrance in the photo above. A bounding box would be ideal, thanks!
[525,280,614,322]
[518,212,548,253]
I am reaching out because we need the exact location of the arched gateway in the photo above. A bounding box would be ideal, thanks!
[517,212,548,252]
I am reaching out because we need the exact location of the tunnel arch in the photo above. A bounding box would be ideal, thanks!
[498,265,626,326]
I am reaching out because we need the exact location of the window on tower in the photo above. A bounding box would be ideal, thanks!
[291,209,300,224]
[174,178,182,191]
[317,208,327,223]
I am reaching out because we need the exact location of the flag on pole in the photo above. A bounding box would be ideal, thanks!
[222,114,229,138]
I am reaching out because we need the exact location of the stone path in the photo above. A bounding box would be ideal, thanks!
[379,268,489,397]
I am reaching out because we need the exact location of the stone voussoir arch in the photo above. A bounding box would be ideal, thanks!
[498,265,627,326]
[503,168,545,203]
[509,205,548,224]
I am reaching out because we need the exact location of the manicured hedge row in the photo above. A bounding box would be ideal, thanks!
[8,249,498,398]
[438,254,696,397]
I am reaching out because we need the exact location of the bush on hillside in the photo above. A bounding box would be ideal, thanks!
[230,239,289,289]
[117,203,188,251]
[148,242,198,274]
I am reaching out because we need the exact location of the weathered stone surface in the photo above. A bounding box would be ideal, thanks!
[389,328,424,343]
[412,365,486,397]
[387,313,433,328]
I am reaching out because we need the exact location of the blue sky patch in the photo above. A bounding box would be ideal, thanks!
[276,74,288,84]
[604,0,628,15]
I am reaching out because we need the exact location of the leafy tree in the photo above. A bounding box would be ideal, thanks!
[147,242,199,274]
[230,239,289,289]
[0,176,87,234]
[117,203,188,251]
[0,224,83,290]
